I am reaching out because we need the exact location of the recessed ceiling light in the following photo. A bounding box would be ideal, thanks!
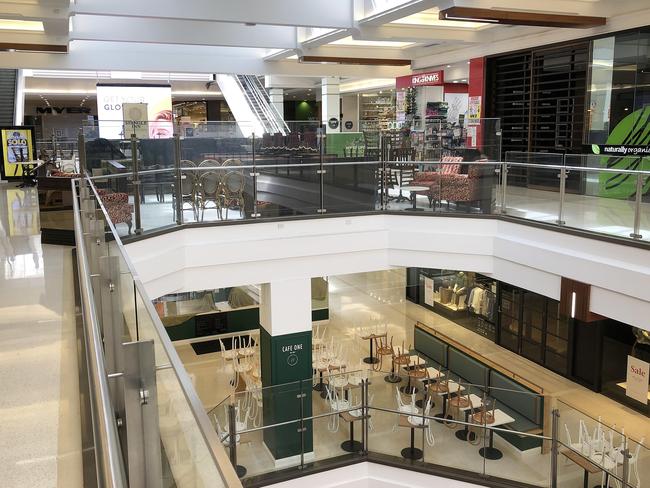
[467,61,471,64]
[453,80,458,83]
[0,19,44,31]
[446,65,451,68]
[461,79,467,82]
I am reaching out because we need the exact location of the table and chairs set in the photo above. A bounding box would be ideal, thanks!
[562,418,645,488]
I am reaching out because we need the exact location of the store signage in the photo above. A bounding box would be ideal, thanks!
[0,126,35,178]
[626,356,649,404]
[36,106,92,115]
[468,96,482,122]
[328,117,339,129]
[96,84,172,139]
[282,342,304,367]
[344,120,353,130]
[122,103,149,139]
[396,70,444,89]
[424,277,434,306]
[590,144,650,156]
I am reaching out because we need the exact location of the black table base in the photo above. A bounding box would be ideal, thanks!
[341,440,363,453]
[385,374,402,383]
[400,385,418,395]
[235,465,247,478]
[479,447,502,460]
[363,357,379,364]
[401,447,423,460]
[415,398,434,409]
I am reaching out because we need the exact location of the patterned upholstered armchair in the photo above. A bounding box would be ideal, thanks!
[411,156,464,207]
[440,161,494,209]
[96,188,134,233]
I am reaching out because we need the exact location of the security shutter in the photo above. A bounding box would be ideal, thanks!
[0,69,17,126]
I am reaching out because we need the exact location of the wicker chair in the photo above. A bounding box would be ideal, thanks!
[220,171,245,220]
[198,171,222,221]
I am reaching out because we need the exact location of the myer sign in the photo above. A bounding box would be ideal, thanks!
[626,355,649,404]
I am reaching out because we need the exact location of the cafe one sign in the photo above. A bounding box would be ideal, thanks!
[282,342,303,366]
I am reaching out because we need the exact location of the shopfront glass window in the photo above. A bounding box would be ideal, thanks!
[586,28,650,149]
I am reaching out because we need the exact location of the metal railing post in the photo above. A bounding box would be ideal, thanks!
[251,133,261,218]
[317,127,326,214]
[630,173,644,239]
[173,131,183,225]
[500,162,508,214]
[363,378,369,454]
[227,402,242,477]
[123,340,163,488]
[130,134,142,234]
[557,166,567,225]
[550,409,559,488]
[298,385,305,470]
[622,443,630,488]
[78,129,87,175]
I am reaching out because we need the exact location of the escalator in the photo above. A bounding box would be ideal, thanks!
[215,74,289,137]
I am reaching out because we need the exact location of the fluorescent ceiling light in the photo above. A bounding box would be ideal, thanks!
[25,88,222,97]
[0,19,43,31]
[331,36,413,48]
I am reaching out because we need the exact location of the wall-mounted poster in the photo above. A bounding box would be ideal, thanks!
[468,95,482,123]
[96,83,173,140]
[1,126,35,179]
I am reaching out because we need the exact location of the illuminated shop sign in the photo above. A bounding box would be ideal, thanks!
[396,70,445,89]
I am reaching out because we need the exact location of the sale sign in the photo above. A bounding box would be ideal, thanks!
[626,356,649,404]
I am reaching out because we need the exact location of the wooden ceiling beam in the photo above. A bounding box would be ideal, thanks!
[439,7,606,28]
[299,56,410,66]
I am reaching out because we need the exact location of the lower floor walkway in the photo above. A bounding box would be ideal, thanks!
[0,185,83,488]
[175,268,649,486]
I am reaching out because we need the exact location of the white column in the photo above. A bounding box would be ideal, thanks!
[321,76,340,134]
[259,278,312,336]
[13,69,25,125]
[268,88,285,119]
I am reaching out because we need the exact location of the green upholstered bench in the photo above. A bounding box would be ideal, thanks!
[490,371,544,451]
[414,327,448,368]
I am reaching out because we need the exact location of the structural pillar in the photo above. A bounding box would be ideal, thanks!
[268,88,285,119]
[321,76,341,134]
[14,69,25,126]
[259,278,313,466]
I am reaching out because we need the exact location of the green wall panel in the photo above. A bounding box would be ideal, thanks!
[260,328,313,460]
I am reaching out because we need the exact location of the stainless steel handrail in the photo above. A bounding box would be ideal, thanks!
[85,177,242,487]
[72,180,127,488]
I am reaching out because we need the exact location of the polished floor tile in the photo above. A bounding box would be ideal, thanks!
[0,185,83,488]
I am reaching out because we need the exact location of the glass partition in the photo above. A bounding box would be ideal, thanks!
[74,179,239,487]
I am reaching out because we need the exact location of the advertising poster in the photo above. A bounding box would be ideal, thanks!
[1,127,35,179]
[468,96,482,123]
[96,84,173,139]
[626,356,649,404]
[396,90,406,123]
[424,277,434,306]
[122,103,150,139]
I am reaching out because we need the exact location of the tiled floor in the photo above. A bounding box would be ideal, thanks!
[0,185,83,488]
[175,268,650,487]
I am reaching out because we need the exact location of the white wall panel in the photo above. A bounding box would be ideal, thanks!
[125,215,650,332]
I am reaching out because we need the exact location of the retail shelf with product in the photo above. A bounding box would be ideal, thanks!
[359,92,396,148]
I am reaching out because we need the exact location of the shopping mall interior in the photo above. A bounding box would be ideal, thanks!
[1,1,650,488]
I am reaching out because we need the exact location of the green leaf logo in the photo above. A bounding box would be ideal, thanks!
[591,144,601,155]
